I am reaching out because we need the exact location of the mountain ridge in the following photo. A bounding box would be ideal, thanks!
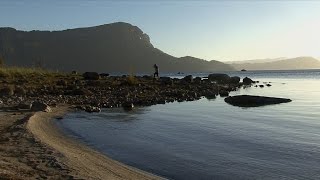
[0,22,234,73]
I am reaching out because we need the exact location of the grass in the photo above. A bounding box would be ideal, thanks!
[0,67,68,88]
[0,66,63,79]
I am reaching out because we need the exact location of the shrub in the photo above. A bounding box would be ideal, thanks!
[126,74,138,85]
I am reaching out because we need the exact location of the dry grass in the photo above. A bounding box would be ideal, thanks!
[0,67,63,79]
[0,67,68,88]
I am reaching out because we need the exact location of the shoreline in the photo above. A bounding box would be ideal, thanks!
[0,105,161,179]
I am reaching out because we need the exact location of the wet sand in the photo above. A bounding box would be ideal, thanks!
[0,106,161,179]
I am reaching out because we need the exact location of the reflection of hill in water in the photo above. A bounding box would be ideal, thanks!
[100,107,151,122]
[0,22,234,73]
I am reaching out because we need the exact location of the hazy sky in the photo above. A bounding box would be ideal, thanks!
[0,0,319,61]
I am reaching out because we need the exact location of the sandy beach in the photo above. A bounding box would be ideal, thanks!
[0,105,161,179]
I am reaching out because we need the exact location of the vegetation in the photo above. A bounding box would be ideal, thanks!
[0,56,4,68]
[0,66,61,78]
[126,74,139,85]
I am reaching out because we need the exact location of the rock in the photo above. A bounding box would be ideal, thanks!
[243,77,254,85]
[56,80,67,86]
[0,87,14,97]
[31,101,52,112]
[100,73,110,77]
[225,95,292,107]
[72,88,93,95]
[194,77,202,84]
[122,102,134,111]
[219,90,229,97]
[241,69,247,72]
[84,106,101,113]
[183,75,193,83]
[204,90,217,99]
[230,76,240,84]
[143,75,153,80]
[83,72,100,80]
[160,77,173,85]
[266,84,272,87]
[17,102,32,110]
[208,74,230,83]
[259,85,264,88]
[14,86,27,96]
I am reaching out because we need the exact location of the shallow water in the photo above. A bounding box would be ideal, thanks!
[57,70,320,180]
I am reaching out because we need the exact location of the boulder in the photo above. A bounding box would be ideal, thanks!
[230,76,240,84]
[194,77,202,84]
[17,102,32,110]
[83,72,100,80]
[122,102,134,111]
[143,75,153,80]
[14,86,27,96]
[183,75,193,83]
[259,85,264,88]
[100,73,110,77]
[225,95,292,107]
[56,80,67,86]
[31,101,52,112]
[0,87,14,97]
[243,77,254,85]
[204,90,217,99]
[266,84,272,87]
[219,90,229,97]
[208,74,230,83]
[160,77,173,85]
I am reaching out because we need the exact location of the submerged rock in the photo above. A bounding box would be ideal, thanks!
[224,95,292,107]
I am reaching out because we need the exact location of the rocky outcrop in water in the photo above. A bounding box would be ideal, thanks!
[224,95,292,107]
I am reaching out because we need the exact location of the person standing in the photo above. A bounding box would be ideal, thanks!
[153,64,159,78]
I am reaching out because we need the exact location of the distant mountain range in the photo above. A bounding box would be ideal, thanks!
[0,22,234,73]
[227,57,287,64]
[228,57,320,71]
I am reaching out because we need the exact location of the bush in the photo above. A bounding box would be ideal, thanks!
[126,74,138,85]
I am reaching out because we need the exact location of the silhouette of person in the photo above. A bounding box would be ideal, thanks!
[153,64,159,78]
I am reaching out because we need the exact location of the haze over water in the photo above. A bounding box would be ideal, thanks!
[57,70,320,179]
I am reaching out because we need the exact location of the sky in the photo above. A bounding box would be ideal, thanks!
[0,0,320,62]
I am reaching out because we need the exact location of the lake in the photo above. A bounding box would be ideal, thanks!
[56,69,320,180]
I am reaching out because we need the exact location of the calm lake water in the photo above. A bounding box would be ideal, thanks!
[57,70,320,180]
